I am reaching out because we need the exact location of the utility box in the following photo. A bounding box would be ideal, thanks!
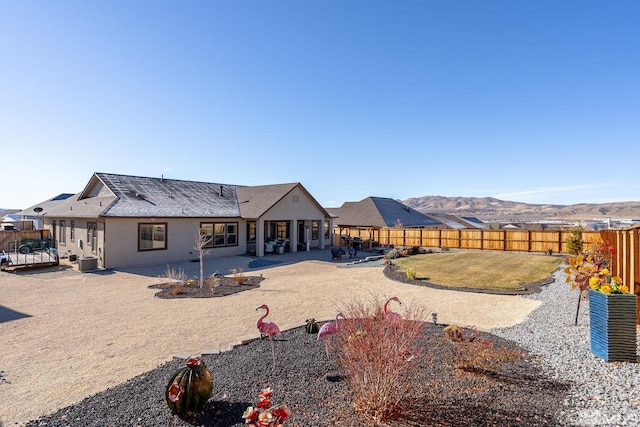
[79,256,98,272]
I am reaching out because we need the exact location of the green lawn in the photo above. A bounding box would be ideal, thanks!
[393,251,562,290]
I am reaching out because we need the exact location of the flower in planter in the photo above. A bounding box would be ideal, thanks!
[589,272,628,294]
[565,238,628,324]
[242,388,290,427]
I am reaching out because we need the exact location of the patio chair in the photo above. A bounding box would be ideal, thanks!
[331,247,346,260]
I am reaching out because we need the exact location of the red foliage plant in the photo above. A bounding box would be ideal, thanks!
[332,295,427,424]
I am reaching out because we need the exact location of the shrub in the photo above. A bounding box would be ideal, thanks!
[566,227,584,256]
[384,249,401,259]
[445,327,523,375]
[406,267,417,280]
[170,283,186,296]
[207,276,221,289]
[160,265,187,283]
[230,268,245,285]
[442,325,464,342]
[333,295,426,424]
[440,246,450,252]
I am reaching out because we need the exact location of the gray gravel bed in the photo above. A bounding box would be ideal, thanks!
[25,322,568,426]
[492,267,640,427]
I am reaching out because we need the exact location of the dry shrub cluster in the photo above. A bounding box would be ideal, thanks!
[444,326,524,375]
[160,265,187,283]
[332,296,427,424]
[230,268,245,285]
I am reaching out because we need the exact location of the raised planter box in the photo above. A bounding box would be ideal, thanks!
[589,289,638,362]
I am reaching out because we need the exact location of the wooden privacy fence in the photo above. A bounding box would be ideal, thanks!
[601,227,640,296]
[333,227,601,254]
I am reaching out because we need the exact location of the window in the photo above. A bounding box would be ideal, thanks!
[247,222,256,242]
[87,222,98,253]
[138,223,167,251]
[200,222,238,247]
[276,222,287,239]
[201,223,214,248]
[227,223,237,245]
[59,221,66,245]
[324,221,329,239]
[312,221,319,240]
[70,221,75,242]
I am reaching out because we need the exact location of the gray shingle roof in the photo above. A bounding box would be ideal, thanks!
[93,173,241,217]
[329,197,441,228]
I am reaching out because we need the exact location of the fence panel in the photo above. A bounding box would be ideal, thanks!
[461,230,483,250]
[333,227,600,254]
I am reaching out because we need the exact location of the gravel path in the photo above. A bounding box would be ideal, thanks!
[492,267,640,426]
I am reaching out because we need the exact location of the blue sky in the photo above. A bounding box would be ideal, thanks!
[1,1,639,210]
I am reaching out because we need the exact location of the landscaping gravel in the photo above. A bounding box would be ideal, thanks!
[23,265,640,426]
[25,324,569,426]
[492,267,640,426]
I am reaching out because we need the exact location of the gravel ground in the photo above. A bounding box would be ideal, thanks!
[492,267,640,426]
[25,322,569,427]
[17,260,640,426]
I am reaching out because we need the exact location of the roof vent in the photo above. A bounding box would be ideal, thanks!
[219,185,223,197]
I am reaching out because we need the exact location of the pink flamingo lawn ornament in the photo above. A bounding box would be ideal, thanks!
[256,304,282,339]
[317,312,343,357]
[384,296,402,321]
[256,304,281,372]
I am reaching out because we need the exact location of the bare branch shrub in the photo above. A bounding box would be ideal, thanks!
[333,295,428,424]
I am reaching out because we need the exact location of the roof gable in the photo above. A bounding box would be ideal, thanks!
[237,183,330,219]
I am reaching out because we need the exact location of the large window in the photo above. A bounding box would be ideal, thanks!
[138,223,167,251]
[59,221,66,245]
[200,222,238,248]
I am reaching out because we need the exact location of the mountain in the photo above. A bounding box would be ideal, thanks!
[402,196,640,221]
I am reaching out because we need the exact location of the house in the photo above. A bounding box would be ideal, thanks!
[28,173,332,269]
[326,196,443,244]
[15,193,74,229]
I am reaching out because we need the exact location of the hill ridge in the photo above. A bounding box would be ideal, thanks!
[403,195,640,220]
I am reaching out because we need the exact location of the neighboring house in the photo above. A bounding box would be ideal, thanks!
[327,196,443,243]
[27,173,331,269]
[450,215,486,229]
[16,193,74,230]
[423,213,468,229]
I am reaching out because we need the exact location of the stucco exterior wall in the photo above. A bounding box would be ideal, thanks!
[103,217,246,268]
[260,187,326,221]
[45,218,106,265]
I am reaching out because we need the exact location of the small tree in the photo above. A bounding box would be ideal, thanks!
[194,229,212,288]
[566,227,584,256]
